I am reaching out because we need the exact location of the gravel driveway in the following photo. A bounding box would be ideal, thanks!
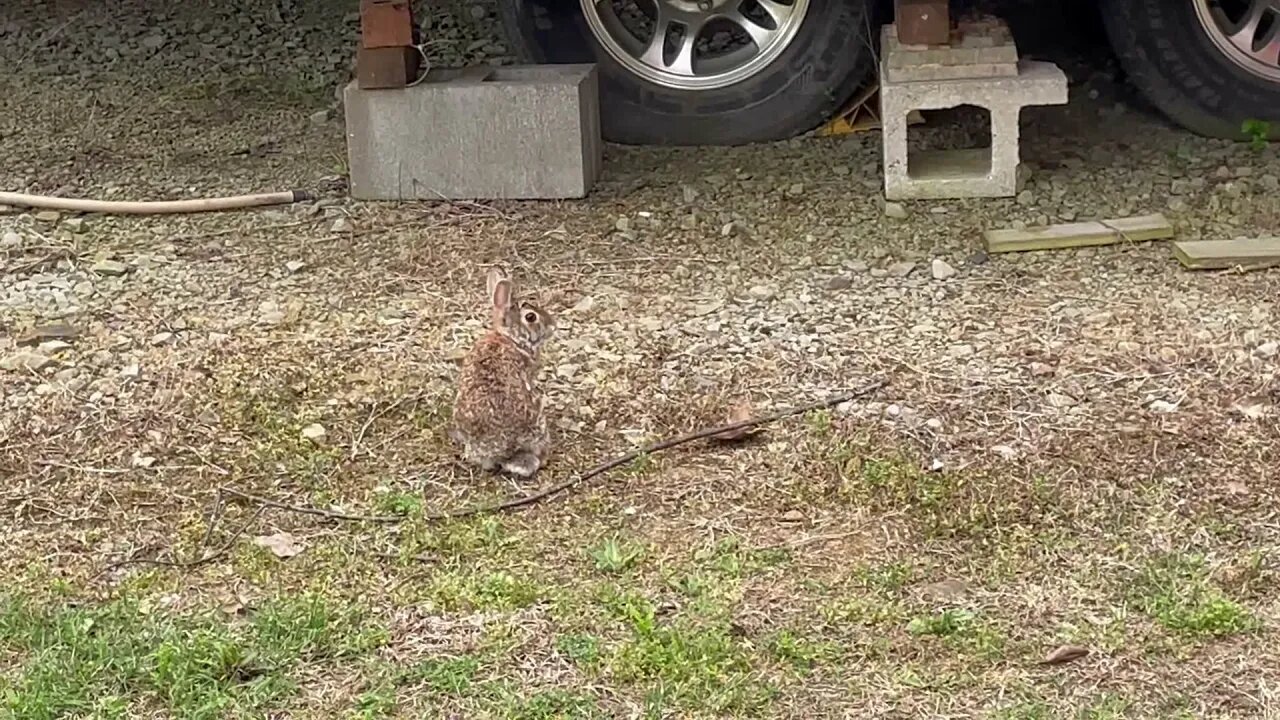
[2,2,1279,718]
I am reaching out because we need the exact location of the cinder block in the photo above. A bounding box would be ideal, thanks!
[880,25,1068,200]
[344,64,602,200]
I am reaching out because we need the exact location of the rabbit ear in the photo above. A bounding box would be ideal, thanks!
[485,266,508,299]
[491,279,513,310]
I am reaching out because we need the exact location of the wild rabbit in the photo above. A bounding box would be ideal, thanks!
[449,267,556,477]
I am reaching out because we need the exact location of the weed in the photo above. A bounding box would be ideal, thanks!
[588,536,645,573]
[556,633,602,667]
[1242,118,1271,150]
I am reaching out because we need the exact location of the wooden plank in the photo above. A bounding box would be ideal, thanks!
[1101,214,1176,242]
[1172,237,1280,270]
[984,213,1173,253]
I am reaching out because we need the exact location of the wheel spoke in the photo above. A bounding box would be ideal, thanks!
[727,10,781,49]
[755,0,795,25]
[1226,0,1270,51]
[638,10,700,76]
[667,26,698,76]
[1258,22,1280,64]
[638,4,675,69]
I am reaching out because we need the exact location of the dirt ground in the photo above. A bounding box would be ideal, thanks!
[2,1,1279,719]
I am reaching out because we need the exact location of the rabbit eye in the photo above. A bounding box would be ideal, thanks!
[523,311,538,324]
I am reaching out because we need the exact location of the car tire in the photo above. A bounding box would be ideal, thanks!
[1098,0,1280,141]
[498,0,878,145]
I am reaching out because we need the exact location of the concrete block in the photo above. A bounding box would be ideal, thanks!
[880,29,1068,201]
[344,64,602,200]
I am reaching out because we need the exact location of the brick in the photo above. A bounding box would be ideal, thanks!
[356,46,420,89]
[344,65,602,200]
[895,0,950,45]
[359,0,414,49]
[886,61,1017,83]
[879,25,1068,200]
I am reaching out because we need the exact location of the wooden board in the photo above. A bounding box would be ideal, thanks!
[984,213,1174,253]
[1172,237,1280,270]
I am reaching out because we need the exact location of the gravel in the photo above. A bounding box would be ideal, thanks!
[1,0,1278,595]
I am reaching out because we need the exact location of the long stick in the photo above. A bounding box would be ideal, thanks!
[431,378,889,519]
[0,189,313,215]
[220,378,888,523]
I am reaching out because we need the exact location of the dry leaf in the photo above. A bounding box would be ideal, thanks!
[711,400,762,442]
[254,532,305,559]
[1039,644,1089,665]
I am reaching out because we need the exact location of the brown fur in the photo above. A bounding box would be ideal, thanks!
[449,267,555,476]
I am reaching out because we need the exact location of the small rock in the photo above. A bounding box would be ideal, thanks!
[747,284,776,301]
[887,261,916,278]
[151,332,175,346]
[254,532,305,559]
[918,578,970,602]
[91,260,129,277]
[825,274,853,291]
[1167,197,1188,212]
[308,109,331,126]
[330,217,354,233]
[1029,361,1055,377]
[17,323,80,346]
[285,260,307,273]
[1016,190,1035,206]
[63,217,86,233]
[925,418,943,431]
[883,202,908,219]
[967,250,989,266]
[990,444,1018,459]
[34,210,61,223]
[780,509,805,522]
[886,403,902,417]
[119,364,140,379]
[930,258,957,280]
[132,453,157,468]
[1,352,53,372]
[785,183,804,197]
[1254,340,1278,358]
[301,423,327,442]
[571,296,595,313]
[37,340,72,355]
[0,230,21,248]
[1047,392,1077,408]
[1149,399,1179,413]
[615,216,631,232]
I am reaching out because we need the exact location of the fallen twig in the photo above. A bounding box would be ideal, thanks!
[99,379,887,574]
[97,506,267,576]
[225,377,888,523]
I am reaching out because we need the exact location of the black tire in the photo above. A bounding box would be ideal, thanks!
[498,0,878,145]
[1098,0,1280,141]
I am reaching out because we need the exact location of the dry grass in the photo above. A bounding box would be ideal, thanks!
[3,1,1280,718]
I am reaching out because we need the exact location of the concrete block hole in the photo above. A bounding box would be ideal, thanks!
[906,104,993,181]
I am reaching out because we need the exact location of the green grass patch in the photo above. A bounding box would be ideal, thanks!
[1132,553,1259,639]
[0,591,387,720]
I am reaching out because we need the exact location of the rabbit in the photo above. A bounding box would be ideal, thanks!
[448,266,557,477]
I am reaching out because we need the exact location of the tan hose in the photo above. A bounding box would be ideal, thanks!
[0,189,314,215]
